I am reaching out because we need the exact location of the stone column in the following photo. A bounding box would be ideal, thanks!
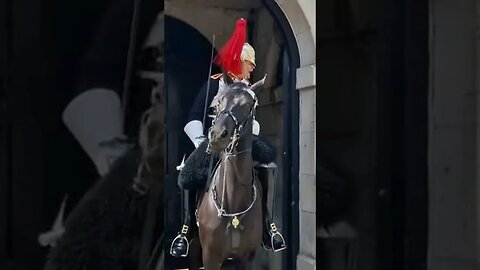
[297,64,316,270]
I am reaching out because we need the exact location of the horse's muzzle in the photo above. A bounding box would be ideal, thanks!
[208,127,230,153]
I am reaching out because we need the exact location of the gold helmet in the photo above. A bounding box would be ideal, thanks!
[241,43,256,66]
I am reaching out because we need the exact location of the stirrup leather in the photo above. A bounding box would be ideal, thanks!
[169,225,190,257]
[269,223,287,252]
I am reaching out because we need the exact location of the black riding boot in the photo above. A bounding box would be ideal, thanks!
[170,190,196,257]
[257,165,287,252]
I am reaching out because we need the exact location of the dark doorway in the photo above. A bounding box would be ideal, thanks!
[163,14,219,269]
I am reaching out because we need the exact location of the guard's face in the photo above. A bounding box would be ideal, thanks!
[208,85,256,153]
[240,60,255,80]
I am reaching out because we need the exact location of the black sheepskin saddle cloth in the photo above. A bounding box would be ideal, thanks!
[178,135,276,190]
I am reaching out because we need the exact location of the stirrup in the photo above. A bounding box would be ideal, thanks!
[270,231,287,252]
[169,225,190,257]
[169,234,189,257]
[269,222,287,252]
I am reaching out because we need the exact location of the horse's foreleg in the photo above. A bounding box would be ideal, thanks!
[203,260,222,270]
[237,253,255,270]
[202,249,222,270]
[188,235,202,270]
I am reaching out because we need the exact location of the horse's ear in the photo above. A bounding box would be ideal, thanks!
[251,74,267,93]
[222,68,234,85]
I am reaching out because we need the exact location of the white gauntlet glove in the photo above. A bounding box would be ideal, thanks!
[184,120,206,148]
[253,119,260,135]
[62,88,128,176]
[184,119,260,148]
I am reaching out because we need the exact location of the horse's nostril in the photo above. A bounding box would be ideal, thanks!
[220,129,228,138]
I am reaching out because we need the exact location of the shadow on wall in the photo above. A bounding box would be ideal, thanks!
[317,162,352,227]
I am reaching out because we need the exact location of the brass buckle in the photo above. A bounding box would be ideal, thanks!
[181,225,189,235]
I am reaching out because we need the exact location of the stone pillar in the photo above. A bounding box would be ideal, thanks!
[296,64,316,270]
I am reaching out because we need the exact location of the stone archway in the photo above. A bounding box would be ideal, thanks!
[276,0,316,66]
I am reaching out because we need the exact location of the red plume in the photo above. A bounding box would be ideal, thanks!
[214,18,247,75]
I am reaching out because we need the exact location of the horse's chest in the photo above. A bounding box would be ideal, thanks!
[199,206,262,251]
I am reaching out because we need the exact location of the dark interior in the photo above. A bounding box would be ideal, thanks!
[0,0,163,268]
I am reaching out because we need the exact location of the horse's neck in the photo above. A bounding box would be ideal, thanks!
[216,132,254,212]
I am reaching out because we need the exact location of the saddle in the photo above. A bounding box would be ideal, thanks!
[177,135,277,190]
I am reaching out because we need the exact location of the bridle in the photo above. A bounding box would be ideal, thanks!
[206,88,258,155]
[205,87,260,220]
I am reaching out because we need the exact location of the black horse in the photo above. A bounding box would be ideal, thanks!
[188,75,267,269]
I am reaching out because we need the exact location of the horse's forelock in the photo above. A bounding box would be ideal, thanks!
[221,83,255,104]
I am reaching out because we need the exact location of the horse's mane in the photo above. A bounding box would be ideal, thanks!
[215,82,256,108]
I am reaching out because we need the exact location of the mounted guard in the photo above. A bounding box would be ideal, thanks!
[170,18,287,258]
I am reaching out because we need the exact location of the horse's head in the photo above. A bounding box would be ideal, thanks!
[207,75,266,153]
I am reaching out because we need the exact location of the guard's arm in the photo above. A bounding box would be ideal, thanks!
[184,79,219,147]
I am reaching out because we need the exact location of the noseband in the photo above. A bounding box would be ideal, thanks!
[216,106,252,133]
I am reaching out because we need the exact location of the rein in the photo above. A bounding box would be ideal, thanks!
[206,90,259,222]
[210,147,256,218]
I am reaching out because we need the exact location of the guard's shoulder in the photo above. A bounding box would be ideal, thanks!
[210,73,223,80]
